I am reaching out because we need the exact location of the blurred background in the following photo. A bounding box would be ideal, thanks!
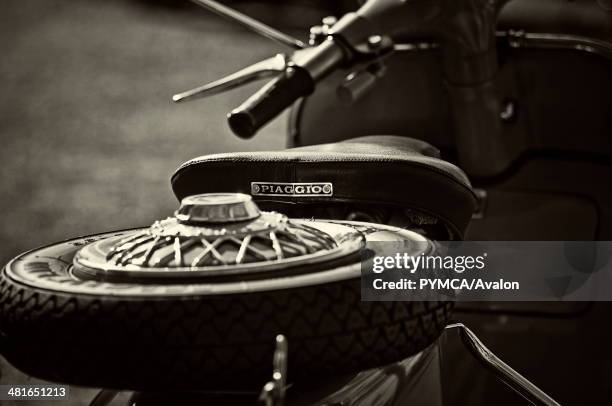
[0,0,338,267]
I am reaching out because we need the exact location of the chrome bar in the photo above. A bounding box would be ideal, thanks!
[446,323,561,406]
[190,0,306,50]
[394,31,612,61]
[503,30,612,60]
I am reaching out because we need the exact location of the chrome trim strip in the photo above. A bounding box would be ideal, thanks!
[393,31,612,61]
[501,30,612,60]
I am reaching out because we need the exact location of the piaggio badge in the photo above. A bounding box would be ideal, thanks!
[251,182,333,197]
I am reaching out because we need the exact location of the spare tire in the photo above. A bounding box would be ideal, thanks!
[0,195,452,392]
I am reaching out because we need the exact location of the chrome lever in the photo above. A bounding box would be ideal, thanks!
[259,334,288,406]
[190,0,306,50]
[172,54,288,103]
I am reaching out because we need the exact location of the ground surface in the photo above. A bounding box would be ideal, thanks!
[0,0,326,266]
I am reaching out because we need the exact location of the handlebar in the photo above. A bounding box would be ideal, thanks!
[228,38,348,138]
[177,0,507,142]
[228,66,314,139]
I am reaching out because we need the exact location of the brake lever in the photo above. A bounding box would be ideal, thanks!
[172,53,288,103]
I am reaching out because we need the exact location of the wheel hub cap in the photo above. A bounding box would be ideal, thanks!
[72,193,365,281]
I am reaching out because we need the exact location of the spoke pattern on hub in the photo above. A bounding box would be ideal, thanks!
[105,221,337,270]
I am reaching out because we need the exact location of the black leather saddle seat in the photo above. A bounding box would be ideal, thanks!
[172,135,477,237]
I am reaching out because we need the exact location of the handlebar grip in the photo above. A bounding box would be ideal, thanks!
[228,66,315,139]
